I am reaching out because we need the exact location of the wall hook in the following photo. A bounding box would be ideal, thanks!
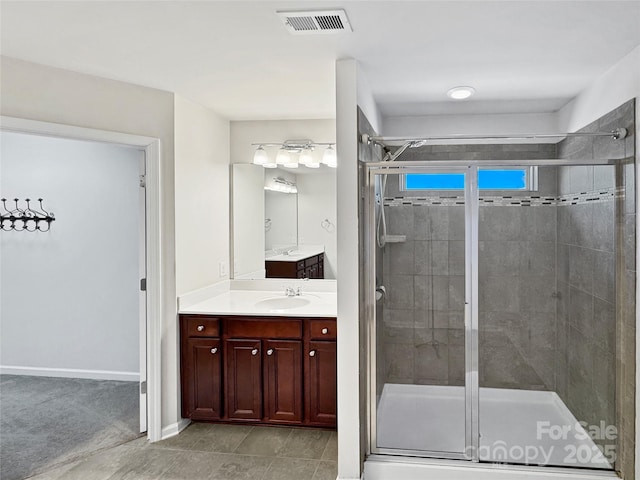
[1,197,55,232]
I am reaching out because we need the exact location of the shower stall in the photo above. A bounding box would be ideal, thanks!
[363,120,636,475]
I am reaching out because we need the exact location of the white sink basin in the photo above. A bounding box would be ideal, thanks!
[254,296,311,310]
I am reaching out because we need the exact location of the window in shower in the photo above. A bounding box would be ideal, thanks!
[403,167,536,191]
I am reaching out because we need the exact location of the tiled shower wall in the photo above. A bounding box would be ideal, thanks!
[381,144,559,388]
[555,99,636,477]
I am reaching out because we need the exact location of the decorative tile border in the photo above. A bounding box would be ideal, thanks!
[383,187,618,207]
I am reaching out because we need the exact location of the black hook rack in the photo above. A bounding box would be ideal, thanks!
[1,198,55,232]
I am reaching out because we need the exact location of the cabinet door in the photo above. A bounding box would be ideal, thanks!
[264,340,302,423]
[183,338,222,420]
[306,341,337,426]
[225,338,262,420]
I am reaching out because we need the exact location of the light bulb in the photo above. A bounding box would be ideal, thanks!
[299,149,313,165]
[276,148,290,165]
[284,161,299,168]
[322,145,337,168]
[253,145,269,165]
[263,161,277,169]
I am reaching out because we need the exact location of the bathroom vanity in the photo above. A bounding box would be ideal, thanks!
[179,285,337,428]
[265,251,325,279]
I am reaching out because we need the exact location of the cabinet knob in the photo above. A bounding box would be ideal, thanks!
[267,348,274,356]
[321,328,329,335]
[197,325,205,332]
[309,350,316,357]
[251,348,259,356]
[210,347,218,354]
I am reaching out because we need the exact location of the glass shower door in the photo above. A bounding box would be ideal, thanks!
[371,167,474,459]
[476,163,617,470]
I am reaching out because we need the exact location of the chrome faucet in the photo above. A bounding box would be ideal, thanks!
[285,286,301,297]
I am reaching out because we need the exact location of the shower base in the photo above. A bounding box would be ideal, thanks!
[376,383,611,469]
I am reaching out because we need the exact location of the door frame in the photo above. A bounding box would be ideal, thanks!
[365,165,477,461]
[0,115,162,442]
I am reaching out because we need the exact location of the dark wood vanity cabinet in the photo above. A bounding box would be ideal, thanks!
[180,316,222,420]
[305,319,337,426]
[223,318,303,424]
[265,253,324,279]
[264,339,303,423]
[180,315,336,428]
[224,338,262,420]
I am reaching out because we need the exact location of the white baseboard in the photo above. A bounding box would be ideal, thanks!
[0,365,140,382]
[160,418,191,441]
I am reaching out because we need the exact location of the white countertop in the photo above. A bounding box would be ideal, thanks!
[179,288,337,318]
[265,246,325,263]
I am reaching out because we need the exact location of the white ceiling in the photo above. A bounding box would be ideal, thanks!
[1,1,639,120]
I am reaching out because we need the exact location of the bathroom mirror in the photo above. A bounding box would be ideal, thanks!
[231,163,337,280]
[264,189,298,251]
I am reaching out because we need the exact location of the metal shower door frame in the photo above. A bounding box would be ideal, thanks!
[364,157,620,464]
[365,164,479,462]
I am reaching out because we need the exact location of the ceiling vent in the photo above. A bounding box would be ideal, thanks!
[277,9,352,34]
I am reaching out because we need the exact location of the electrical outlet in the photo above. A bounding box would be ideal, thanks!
[219,261,227,277]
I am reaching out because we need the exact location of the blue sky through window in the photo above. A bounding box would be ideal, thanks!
[405,169,527,190]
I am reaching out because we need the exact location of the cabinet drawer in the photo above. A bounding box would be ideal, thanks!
[308,319,336,340]
[296,260,305,270]
[224,319,302,339]
[305,255,318,267]
[184,316,220,337]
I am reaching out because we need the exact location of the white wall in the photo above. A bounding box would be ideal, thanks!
[174,95,230,295]
[265,190,297,250]
[558,45,640,132]
[0,56,179,431]
[382,112,559,140]
[336,57,368,480]
[0,132,141,378]
[232,164,264,278]
[297,173,337,279]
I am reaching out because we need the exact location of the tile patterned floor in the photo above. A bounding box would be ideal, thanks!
[28,423,338,480]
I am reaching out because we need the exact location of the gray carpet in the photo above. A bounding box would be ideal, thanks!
[0,374,140,480]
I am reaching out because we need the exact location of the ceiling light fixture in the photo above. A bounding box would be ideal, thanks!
[447,86,476,100]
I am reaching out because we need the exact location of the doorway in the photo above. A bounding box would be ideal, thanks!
[0,129,151,479]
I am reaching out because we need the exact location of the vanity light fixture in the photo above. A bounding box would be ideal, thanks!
[322,145,337,168]
[446,86,475,100]
[264,160,278,169]
[251,140,335,170]
[306,156,320,168]
[299,148,313,166]
[275,148,291,165]
[252,145,269,165]
[265,177,298,194]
